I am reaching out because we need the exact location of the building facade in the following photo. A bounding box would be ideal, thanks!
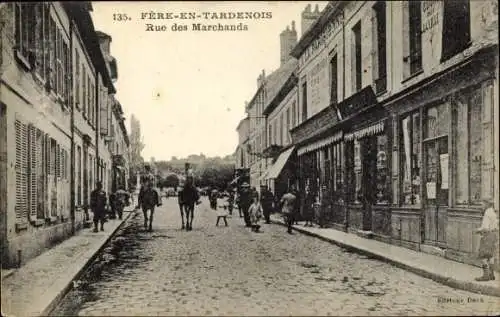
[0,2,129,268]
[289,0,498,267]
[235,117,249,169]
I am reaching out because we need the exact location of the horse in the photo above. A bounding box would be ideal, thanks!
[180,184,200,231]
[138,186,160,232]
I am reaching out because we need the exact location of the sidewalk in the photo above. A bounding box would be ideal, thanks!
[270,214,500,298]
[1,209,136,317]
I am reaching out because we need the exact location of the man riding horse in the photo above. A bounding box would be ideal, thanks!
[136,164,161,231]
[180,174,201,231]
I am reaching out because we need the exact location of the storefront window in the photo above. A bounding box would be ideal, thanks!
[375,135,390,204]
[354,139,362,203]
[455,86,486,205]
[424,103,449,206]
[400,112,421,205]
[345,142,355,202]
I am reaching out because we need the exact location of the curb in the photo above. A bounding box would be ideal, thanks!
[42,209,137,316]
[271,217,500,298]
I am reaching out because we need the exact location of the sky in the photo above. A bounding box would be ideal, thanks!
[91,1,327,161]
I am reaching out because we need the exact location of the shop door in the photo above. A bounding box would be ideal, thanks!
[422,103,449,247]
[361,136,377,231]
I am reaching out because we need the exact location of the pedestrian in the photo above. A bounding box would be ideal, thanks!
[109,191,117,219]
[90,181,107,232]
[227,190,235,215]
[260,185,273,224]
[303,186,315,227]
[248,195,263,232]
[474,200,499,281]
[280,185,297,234]
[210,188,218,210]
[239,182,252,227]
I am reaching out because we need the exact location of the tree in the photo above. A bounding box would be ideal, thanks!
[164,173,180,190]
[129,114,145,187]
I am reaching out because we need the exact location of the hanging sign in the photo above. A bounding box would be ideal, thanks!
[426,182,436,199]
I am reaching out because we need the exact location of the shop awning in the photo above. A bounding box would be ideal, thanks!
[344,120,385,141]
[266,147,295,179]
[297,131,343,156]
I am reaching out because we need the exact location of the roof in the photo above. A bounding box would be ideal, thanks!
[63,3,116,94]
[262,58,298,115]
[290,2,344,58]
[263,61,298,116]
[236,116,249,131]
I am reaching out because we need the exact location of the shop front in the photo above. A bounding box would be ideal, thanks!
[337,87,391,241]
[388,45,498,266]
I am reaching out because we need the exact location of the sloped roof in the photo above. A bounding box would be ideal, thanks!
[264,58,298,109]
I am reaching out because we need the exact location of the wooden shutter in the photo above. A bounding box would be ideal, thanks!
[15,119,28,224]
[28,124,38,219]
[56,143,61,178]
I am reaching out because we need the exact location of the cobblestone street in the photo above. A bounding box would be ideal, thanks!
[52,198,499,316]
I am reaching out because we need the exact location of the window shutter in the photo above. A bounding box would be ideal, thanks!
[56,143,61,178]
[15,119,29,224]
[28,124,38,219]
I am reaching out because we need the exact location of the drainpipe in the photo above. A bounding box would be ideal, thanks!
[341,7,349,232]
[69,18,76,235]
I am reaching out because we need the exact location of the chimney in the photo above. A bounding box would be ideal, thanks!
[280,21,298,66]
[96,31,112,59]
[257,69,266,87]
[301,3,322,36]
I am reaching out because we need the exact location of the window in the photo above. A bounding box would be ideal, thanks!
[77,145,82,205]
[292,101,297,128]
[375,135,390,204]
[442,0,470,61]
[49,15,57,90]
[15,119,29,225]
[400,111,421,205]
[14,3,35,67]
[286,108,290,144]
[374,1,387,93]
[352,22,362,92]
[424,102,450,206]
[345,142,355,202]
[330,54,338,104]
[409,0,422,75]
[268,123,272,145]
[301,80,307,121]
[82,68,87,117]
[75,53,80,108]
[454,83,493,205]
[33,3,45,76]
[279,113,284,146]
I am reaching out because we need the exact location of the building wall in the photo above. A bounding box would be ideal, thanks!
[268,85,298,148]
[0,3,78,266]
[291,0,498,266]
[0,3,125,268]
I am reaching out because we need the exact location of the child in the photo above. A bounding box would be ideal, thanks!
[248,195,263,232]
[474,200,499,281]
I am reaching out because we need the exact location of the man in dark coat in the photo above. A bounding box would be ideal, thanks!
[260,185,274,224]
[238,182,252,227]
[90,181,107,232]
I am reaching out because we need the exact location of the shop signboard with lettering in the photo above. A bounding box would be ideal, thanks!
[421,1,444,72]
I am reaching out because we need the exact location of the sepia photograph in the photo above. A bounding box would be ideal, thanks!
[0,1,499,316]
